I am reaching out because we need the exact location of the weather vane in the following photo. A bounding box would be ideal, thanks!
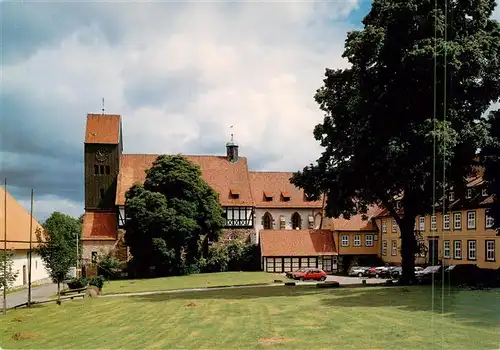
[102,98,105,115]
[230,125,234,141]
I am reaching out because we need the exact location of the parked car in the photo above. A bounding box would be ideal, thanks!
[348,266,370,277]
[444,264,481,286]
[417,265,443,284]
[293,268,328,281]
[366,266,391,278]
[391,266,424,279]
[286,268,306,279]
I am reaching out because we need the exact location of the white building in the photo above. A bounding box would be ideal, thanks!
[0,186,50,288]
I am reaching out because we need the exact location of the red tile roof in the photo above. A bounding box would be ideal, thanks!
[0,186,44,250]
[324,205,383,231]
[260,229,337,257]
[249,172,323,208]
[115,154,254,206]
[85,114,121,144]
[82,212,117,241]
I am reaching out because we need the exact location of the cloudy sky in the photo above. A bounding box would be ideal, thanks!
[2,0,500,222]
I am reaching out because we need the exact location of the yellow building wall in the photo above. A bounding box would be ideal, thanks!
[377,208,499,269]
[334,230,380,256]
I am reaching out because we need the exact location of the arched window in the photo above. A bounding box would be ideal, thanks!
[291,212,301,229]
[314,213,322,229]
[263,212,273,229]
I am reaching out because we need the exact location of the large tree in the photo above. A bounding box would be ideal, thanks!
[291,0,500,284]
[482,110,500,232]
[42,212,82,266]
[124,155,224,277]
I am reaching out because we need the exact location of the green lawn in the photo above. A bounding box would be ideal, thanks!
[1,285,499,349]
[102,271,283,295]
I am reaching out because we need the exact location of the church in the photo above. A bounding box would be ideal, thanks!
[82,113,338,272]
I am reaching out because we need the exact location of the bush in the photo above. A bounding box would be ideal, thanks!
[204,244,229,272]
[67,277,87,289]
[87,276,104,290]
[97,256,121,280]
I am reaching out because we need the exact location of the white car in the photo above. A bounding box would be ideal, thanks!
[349,266,369,277]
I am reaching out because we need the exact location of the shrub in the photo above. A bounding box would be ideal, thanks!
[87,276,104,290]
[67,277,87,290]
[97,256,121,280]
[204,244,229,272]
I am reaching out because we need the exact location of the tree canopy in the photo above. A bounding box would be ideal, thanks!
[482,110,500,232]
[124,155,224,276]
[291,0,500,283]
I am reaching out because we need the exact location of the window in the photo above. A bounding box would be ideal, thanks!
[99,188,105,199]
[391,240,397,256]
[396,201,401,209]
[443,240,451,259]
[94,165,99,175]
[485,240,495,262]
[307,215,314,229]
[279,215,285,229]
[392,219,397,233]
[382,221,387,233]
[486,210,495,229]
[443,214,450,230]
[365,235,374,247]
[105,165,110,175]
[291,212,301,229]
[454,240,462,259]
[118,206,125,227]
[448,191,455,202]
[431,215,437,231]
[91,251,98,263]
[353,235,361,247]
[99,165,105,175]
[453,213,461,230]
[467,211,476,230]
[262,212,273,229]
[466,189,472,199]
[341,235,349,247]
[419,217,425,231]
[467,240,476,261]
[223,207,253,228]
[382,240,387,255]
[482,188,488,197]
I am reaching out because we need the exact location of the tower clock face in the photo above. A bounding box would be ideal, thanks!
[95,148,108,163]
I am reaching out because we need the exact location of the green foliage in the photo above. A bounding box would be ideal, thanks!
[203,242,261,273]
[42,212,82,266]
[124,155,225,277]
[97,255,121,280]
[291,0,500,284]
[87,276,104,290]
[204,244,229,273]
[0,251,18,290]
[67,277,87,290]
[482,110,500,232]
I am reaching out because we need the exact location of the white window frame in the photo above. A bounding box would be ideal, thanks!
[453,213,461,230]
[419,217,425,231]
[466,189,472,199]
[486,210,495,229]
[467,211,476,230]
[486,240,495,262]
[482,188,488,197]
[448,191,455,202]
[391,240,397,256]
[391,219,397,233]
[454,240,462,259]
[341,235,349,247]
[431,215,437,231]
[443,214,450,230]
[443,240,451,259]
[353,235,361,247]
[382,240,387,256]
[381,221,387,233]
[365,235,374,247]
[467,240,476,260]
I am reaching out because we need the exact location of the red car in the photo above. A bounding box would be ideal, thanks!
[292,268,327,281]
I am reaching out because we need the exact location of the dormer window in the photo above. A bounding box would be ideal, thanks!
[229,189,240,199]
[281,191,291,201]
[466,189,472,199]
[449,192,455,202]
[263,191,273,201]
[396,201,401,210]
[482,188,488,197]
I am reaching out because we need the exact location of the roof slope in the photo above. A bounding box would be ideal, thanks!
[323,205,383,231]
[116,154,254,206]
[249,171,323,208]
[85,114,121,144]
[260,229,337,257]
[0,186,44,249]
[82,212,117,241]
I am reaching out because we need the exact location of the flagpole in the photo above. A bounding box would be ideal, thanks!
[28,189,34,307]
[3,178,7,315]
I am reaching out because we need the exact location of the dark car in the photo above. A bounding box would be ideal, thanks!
[444,264,481,286]
[416,265,443,284]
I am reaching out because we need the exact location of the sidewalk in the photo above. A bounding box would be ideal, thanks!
[5,282,59,309]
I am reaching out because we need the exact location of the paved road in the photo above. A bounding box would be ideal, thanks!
[4,283,59,309]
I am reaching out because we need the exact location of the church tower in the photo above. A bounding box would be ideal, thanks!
[226,133,239,163]
[84,114,123,210]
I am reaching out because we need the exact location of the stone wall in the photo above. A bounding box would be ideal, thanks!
[220,228,256,244]
[82,229,129,264]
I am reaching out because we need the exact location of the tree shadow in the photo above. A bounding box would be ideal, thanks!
[320,286,500,328]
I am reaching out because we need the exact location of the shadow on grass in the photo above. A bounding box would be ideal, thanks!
[130,284,500,328]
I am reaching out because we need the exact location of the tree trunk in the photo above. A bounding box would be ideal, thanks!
[399,215,417,285]
[57,282,61,304]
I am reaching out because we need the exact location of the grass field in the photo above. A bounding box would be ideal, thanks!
[1,285,499,349]
[102,271,283,295]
